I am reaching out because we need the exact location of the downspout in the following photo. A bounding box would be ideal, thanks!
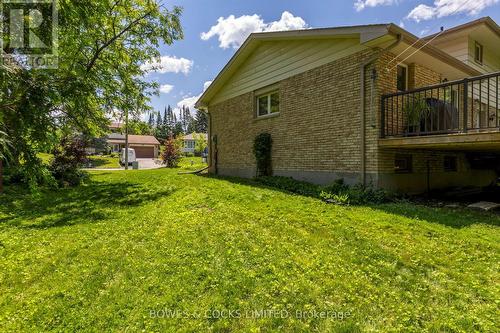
[206,107,216,174]
[360,34,402,186]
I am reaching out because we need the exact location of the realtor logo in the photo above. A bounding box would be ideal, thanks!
[0,0,58,68]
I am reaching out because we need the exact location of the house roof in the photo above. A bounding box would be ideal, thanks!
[424,16,500,40]
[183,133,208,140]
[196,22,480,109]
[108,133,125,140]
[109,121,123,129]
[107,134,160,145]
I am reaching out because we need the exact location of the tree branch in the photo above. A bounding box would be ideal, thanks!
[86,11,153,73]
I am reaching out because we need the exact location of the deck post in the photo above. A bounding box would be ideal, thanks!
[463,78,468,133]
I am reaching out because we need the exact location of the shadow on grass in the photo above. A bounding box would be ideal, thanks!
[199,174,500,229]
[0,180,175,229]
[372,203,500,228]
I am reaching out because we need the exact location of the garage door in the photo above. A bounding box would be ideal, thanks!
[131,146,154,158]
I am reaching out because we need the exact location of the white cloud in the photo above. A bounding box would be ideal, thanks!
[201,11,308,49]
[141,55,193,74]
[176,81,213,111]
[354,0,396,11]
[159,84,174,94]
[407,0,499,22]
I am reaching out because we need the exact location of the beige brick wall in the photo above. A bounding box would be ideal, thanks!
[208,49,497,192]
[209,49,376,183]
[408,63,442,89]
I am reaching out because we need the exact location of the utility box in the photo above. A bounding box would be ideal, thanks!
[132,161,139,170]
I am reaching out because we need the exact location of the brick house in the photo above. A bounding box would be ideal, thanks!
[107,134,160,158]
[182,133,208,154]
[196,17,500,193]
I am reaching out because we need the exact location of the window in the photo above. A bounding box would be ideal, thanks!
[257,91,279,117]
[395,154,412,173]
[396,65,408,91]
[444,156,458,172]
[474,42,483,64]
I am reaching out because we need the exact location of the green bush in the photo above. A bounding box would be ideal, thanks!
[253,133,272,176]
[161,136,181,168]
[320,191,350,205]
[49,136,88,187]
[254,176,393,205]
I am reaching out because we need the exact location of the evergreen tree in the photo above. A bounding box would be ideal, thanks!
[155,111,162,128]
[194,109,208,133]
[162,107,169,127]
[147,112,154,127]
[166,105,174,136]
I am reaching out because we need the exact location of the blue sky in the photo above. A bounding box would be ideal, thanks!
[143,0,500,119]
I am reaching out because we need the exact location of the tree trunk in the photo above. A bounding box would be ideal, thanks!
[125,109,129,170]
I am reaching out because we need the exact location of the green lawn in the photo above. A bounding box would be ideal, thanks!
[87,155,120,169]
[178,156,207,172]
[37,153,120,169]
[0,169,498,332]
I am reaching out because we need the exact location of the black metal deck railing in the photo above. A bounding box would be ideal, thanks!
[381,71,500,138]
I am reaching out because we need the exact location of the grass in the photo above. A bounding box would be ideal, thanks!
[0,169,498,332]
[37,153,120,169]
[177,156,207,172]
[87,155,120,169]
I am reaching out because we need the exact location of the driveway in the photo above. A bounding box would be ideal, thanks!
[136,158,163,169]
[84,158,163,171]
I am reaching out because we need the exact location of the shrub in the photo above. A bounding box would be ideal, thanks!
[254,175,393,205]
[194,133,208,156]
[320,191,350,205]
[253,133,272,177]
[161,136,181,168]
[49,136,88,187]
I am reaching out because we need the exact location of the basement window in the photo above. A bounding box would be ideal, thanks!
[257,91,280,117]
[395,154,412,173]
[396,64,408,91]
[444,156,458,172]
[474,41,483,64]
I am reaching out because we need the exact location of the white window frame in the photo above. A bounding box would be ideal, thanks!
[256,91,279,118]
[396,64,408,92]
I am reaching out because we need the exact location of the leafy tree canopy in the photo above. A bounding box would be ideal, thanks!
[0,0,183,186]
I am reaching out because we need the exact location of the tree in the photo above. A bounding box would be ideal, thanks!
[173,122,184,137]
[194,133,208,156]
[128,119,152,135]
[161,136,181,168]
[194,109,208,133]
[0,130,11,193]
[148,112,155,128]
[162,107,169,127]
[49,136,88,187]
[166,105,174,136]
[0,0,183,187]
[155,111,162,129]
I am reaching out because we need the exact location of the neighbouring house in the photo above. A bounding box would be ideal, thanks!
[196,17,500,193]
[182,133,208,154]
[107,134,160,158]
